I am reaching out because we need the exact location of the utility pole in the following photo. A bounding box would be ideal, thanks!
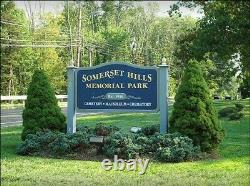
[130,37,137,63]
[89,47,93,67]
[67,1,74,65]
[76,1,82,67]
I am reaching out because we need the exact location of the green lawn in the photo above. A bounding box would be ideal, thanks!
[1,100,250,185]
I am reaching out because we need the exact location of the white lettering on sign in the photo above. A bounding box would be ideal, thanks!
[82,70,152,83]
[83,102,152,107]
[82,70,125,82]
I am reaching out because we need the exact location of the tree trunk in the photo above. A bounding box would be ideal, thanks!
[76,2,82,67]
[8,63,14,104]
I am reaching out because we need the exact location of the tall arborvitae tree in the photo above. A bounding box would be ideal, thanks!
[170,60,224,152]
[21,70,66,140]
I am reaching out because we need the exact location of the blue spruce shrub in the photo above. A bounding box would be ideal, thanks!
[155,133,201,162]
[102,131,139,159]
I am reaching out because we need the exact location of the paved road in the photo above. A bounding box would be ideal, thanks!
[1,107,102,127]
[1,103,174,127]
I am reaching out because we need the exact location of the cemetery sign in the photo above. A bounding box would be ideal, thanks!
[76,63,158,111]
[67,62,169,134]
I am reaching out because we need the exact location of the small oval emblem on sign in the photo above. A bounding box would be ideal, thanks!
[106,93,126,100]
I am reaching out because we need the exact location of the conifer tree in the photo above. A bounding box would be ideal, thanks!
[21,70,66,140]
[170,60,224,152]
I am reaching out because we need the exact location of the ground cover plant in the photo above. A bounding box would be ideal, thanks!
[1,100,249,185]
[16,124,201,163]
[219,102,245,120]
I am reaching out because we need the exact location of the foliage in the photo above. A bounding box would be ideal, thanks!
[170,60,224,152]
[228,112,244,121]
[1,1,249,98]
[0,1,34,96]
[196,1,250,75]
[218,107,237,118]
[17,130,90,156]
[33,13,67,94]
[0,2,67,95]
[133,132,201,162]
[132,134,154,154]
[219,103,245,120]
[170,1,250,96]
[1,2,197,97]
[239,73,250,99]
[235,103,244,112]
[103,130,200,162]
[102,131,138,159]
[94,123,120,136]
[16,134,41,155]
[141,124,159,136]
[21,70,66,140]
[47,132,71,155]
[154,133,201,162]
[76,125,94,133]
[67,131,90,150]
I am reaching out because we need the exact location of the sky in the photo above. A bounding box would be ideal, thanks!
[15,1,203,19]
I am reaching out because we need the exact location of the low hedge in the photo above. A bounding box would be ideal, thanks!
[17,129,91,156]
[229,112,244,120]
[154,133,200,162]
[102,131,201,162]
[235,103,244,112]
[102,132,140,159]
[94,123,120,136]
[141,124,159,136]
[219,103,245,120]
[218,107,237,118]
[17,124,201,163]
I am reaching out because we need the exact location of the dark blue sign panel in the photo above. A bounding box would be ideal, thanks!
[76,62,158,111]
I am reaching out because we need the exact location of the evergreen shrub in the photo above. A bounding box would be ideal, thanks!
[21,70,66,140]
[17,130,90,156]
[170,60,224,152]
[94,123,120,136]
[229,112,244,120]
[141,124,159,136]
[218,107,237,118]
[235,103,244,112]
[103,130,201,162]
[17,124,201,163]
[218,103,244,120]
[102,131,139,159]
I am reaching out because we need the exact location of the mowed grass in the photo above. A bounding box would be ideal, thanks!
[1,100,250,186]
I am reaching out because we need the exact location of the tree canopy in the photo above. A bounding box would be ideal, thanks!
[1,1,248,98]
[170,1,250,97]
